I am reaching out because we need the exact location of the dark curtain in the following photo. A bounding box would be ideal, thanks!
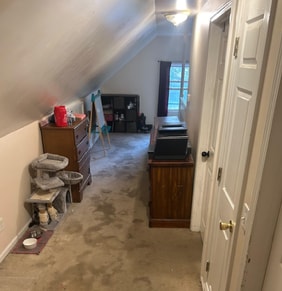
[157,61,171,117]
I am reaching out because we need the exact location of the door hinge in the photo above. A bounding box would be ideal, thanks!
[217,167,223,182]
[233,37,240,59]
[206,261,210,272]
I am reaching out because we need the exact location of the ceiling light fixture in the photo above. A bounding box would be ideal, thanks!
[164,11,190,26]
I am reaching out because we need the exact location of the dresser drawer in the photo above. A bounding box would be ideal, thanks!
[64,137,89,169]
[71,150,91,202]
[74,118,88,145]
[76,135,89,162]
[79,151,91,186]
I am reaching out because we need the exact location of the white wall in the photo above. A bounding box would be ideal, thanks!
[187,0,229,157]
[0,0,155,138]
[0,122,42,260]
[187,13,211,156]
[101,35,191,125]
[0,100,84,262]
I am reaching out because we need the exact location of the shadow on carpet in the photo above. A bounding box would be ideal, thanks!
[11,227,53,255]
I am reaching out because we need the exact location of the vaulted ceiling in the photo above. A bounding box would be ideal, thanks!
[0,0,206,137]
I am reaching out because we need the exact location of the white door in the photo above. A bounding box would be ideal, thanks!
[200,15,230,239]
[200,12,230,287]
[202,0,273,290]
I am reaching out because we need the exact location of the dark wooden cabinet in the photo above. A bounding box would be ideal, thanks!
[40,118,92,202]
[147,116,194,228]
[148,156,194,228]
[101,94,139,132]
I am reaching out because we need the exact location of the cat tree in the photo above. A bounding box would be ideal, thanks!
[26,153,83,229]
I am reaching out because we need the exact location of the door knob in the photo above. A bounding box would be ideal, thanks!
[202,151,210,158]
[219,220,235,233]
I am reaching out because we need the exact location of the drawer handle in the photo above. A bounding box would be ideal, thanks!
[78,150,81,155]
[76,134,79,139]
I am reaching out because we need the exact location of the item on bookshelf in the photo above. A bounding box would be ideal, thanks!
[101,94,140,133]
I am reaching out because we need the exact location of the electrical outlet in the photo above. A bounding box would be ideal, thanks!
[0,217,4,232]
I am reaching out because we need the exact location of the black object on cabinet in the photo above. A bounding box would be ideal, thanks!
[101,94,140,132]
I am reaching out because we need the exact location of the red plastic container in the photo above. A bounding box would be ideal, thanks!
[54,106,67,127]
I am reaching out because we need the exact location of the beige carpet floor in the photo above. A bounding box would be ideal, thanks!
[0,133,202,291]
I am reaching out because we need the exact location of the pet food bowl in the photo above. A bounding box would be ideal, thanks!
[23,238,37,249]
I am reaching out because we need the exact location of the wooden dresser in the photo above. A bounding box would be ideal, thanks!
[148,116,194,228]
[40,118,91,202]
[148,156,194,228]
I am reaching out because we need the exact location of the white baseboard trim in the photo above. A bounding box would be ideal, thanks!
[0,219,32,263]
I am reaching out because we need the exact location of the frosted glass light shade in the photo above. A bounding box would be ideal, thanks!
[165,12,189,26]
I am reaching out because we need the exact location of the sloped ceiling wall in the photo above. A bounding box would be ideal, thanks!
[0,0,203,137]
[0,0,156,137]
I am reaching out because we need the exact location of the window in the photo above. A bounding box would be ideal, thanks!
[168,63,190,111]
